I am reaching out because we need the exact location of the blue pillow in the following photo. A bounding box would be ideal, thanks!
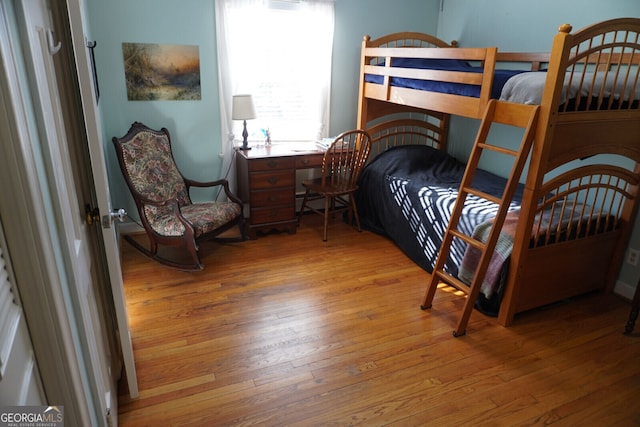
[391,57,472,70]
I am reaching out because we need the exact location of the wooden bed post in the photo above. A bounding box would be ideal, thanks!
[356,35,371,130]
[497,24,573,327]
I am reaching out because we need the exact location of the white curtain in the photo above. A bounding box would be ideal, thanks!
[215,0,335,190]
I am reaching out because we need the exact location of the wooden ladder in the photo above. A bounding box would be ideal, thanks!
[420,100,539,337]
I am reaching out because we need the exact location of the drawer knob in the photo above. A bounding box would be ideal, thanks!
[267,160,278,168]
[268,195,279,202]
[267,177,280,185]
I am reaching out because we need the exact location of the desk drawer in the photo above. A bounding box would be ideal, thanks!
[249,157,295,172]
[250,206,296,224]
[295,153,324,169]
[249,170,294,190]
[251,188,294,207]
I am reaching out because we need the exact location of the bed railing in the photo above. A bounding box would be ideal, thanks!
[531,19,640,181]
[560,20,640,113]
[366,118,448,159]
[360,33,562,124]
[366,31,457,50]
[531,164,638,248]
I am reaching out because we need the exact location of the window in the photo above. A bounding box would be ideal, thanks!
[216,0,335,144]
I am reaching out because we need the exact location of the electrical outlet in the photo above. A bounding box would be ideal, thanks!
[627,248,640,266]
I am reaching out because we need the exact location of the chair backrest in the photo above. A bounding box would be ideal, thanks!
[112,122,191,207]
[322,129,372,190]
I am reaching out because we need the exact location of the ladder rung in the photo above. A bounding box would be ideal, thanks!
[461,187,502,205]
[420,101,540,336]
[435,270,471,294]
[448,229,486,250]
[477,142,518,157]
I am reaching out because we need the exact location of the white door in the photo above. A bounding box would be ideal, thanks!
[64,0,139,400]
[18,0,116,422]
[17,0,137,423]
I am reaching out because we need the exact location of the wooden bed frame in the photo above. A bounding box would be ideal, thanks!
[357,18,640,326]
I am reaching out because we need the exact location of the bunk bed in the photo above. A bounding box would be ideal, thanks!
[355,18,640,327]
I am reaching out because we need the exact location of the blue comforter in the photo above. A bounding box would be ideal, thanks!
[354,145,523,314]
[364,57,527,99]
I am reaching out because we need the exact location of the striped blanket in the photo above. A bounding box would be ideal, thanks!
[457,210,521,299]
[457,202,600,299]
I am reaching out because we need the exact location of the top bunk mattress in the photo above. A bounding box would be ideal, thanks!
[364,58,640,109]
[364,57,529,99]
[499,71,640,108]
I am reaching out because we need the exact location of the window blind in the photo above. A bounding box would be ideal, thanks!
[0,221,21,380]
[220,0,334,142]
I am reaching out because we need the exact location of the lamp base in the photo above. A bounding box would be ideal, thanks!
[239,120,251,150]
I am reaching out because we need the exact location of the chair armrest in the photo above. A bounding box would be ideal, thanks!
[184,177,228,188]
[184,178,243,206]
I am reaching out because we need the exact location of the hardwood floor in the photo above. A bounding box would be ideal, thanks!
[117,215,640,426]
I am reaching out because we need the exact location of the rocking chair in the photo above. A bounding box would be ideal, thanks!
[112,122,246,271]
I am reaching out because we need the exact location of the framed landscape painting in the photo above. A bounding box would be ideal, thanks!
[122,42,201,101]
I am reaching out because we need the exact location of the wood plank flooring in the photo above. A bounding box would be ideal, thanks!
[117,214,640,426]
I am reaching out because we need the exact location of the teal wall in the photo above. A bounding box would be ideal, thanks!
[437,0,640,51]
[87,0,220,212]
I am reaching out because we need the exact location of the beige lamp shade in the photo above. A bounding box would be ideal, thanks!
[231,94,257,120]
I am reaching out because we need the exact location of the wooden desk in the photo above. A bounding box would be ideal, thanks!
[236,143,325,238]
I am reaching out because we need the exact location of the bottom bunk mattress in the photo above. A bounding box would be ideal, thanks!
[354,145,523,315]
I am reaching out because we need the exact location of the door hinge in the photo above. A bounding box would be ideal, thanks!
[85,204,100,225]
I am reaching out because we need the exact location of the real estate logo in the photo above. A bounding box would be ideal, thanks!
[0,406,63,427]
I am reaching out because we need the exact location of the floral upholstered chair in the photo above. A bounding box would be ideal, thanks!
[112,122,246,271]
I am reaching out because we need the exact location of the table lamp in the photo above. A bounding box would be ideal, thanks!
[232,94,257,150]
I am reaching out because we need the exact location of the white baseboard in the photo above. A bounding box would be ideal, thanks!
[116,221,143,235]
[614,280,637,301]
